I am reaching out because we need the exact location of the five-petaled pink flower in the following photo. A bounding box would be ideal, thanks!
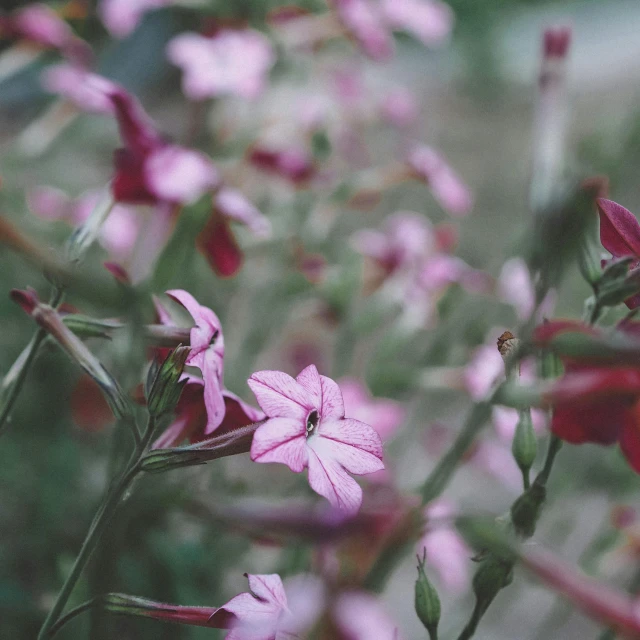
[168,29,275,101]
[248,365,384,514]
[165,290,226,434]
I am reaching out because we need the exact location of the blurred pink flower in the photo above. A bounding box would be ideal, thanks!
[166,290,226,434]
[407,145,473,216]
[498,257,556,321]
[381,0,453,47]
[153,377,265,449]
[492,405,547,442]
[0,3,91,63]
[339,377,405,441]
[42,64,118,114]
[168,29,275,101]
[379,86,419,128]
[331,0,394,61]
[248,365,384,514]
[463,344,504,400]
[417,499,470,594]
[248,146,316,185]
[333,592,403,640]
[99,0,173,38]
[109,88,219,204]
[27,186,140,262]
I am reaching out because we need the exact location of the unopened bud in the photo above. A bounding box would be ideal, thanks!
[471,555,514,611]
[596,267,640,308]
[62,314,122,340]
[415,550,441,640]
[510,480,546,539]
[512,409,537,481]
[146,346,190,418]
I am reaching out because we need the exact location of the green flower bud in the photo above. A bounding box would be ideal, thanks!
[146,346,190,418]
[510,480,546,539]
[415,550,441,640]
[471,554,514,610]
[512,409,537,483]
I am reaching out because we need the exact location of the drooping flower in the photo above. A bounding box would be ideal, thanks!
[197,188,271,278]
[167,29,275,101]
[153,376,264,449]
[597,198,640,309]
[109,88,219,205]
[406,145,473,216]
[248,365,384,514]
[165,290,226,434]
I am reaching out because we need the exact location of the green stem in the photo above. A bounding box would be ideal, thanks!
[535,435,562,486]
[49,598,101,638]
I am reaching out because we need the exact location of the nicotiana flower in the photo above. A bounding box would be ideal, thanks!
[164,290,226,434]
[153,376,264,449]
[168,29,276,101]
[597,198,640,308]
[109,88,219,205]
[248,365,384,514]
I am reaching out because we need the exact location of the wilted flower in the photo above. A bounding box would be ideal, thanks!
[165,290,226,434]
[248,365,384,514]
[168,29,275,101]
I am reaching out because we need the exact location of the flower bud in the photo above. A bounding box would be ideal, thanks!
[146,346,190,418]
[63,313,122,340]
[510,481,546,539]
[512,409,537,481]
[471,555,514,609]
[415,550,441,640]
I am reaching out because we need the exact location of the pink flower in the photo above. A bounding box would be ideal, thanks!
[463,344,505,400]
[381,0,453,47]
[248,146,316,185]
[153,377,265,449]
[248,365,384,514]
[197,188,271,278]
[165,290,226,434]
[498,257,556,321]
[331,0,394,61]
[109,88,219,204]
[379,86,419,128]
[99,0,173,38]
[339,377,405,440]
[333,592,403,639]
[42,64,118,114]
[216,573,324,640]
[407,145,473,216]
[168,29,275,101]
[417,499,470,594]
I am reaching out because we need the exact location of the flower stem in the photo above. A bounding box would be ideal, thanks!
[48,598,101,638]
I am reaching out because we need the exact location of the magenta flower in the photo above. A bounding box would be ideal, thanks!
[248,365,384,514]
[248,146,316,186]
[99,0,173,38]
[381,0,453,47]
[109,88,219,205]
[597,198,640,308]
[407,145,473,216]
[167,29,275,101]
[165,290,226,434]
[215,573,324,640]
[153,377,265,449]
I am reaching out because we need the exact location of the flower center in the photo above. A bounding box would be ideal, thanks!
[210,330,219,346]
[306,409,319,437]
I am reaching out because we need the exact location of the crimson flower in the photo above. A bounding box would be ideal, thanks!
[597,198,640,308]
[536,320,640,472]
[248,365,384,514]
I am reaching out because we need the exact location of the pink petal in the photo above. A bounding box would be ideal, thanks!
[307,449,363,514]
[296,364,322,406]
[597,198,640,259]
[250,417,308,472]
[197,214,244,278]
[248,370,313,420]
[221,593,280,635]
[14,3,72,49]
[333,592,403,640]
[214,188,271,237]
[27,186,71,221]
[246,574,288,610]
[498,257,536,320]
[420,527,470,594]
[312,419,384,474]
[99,0,170,38]
[145,146,219,205]
[320,375,345,420]
[43,64,117,114]
[109,88,162,152]
[202,350,226,434]
[381,0,453,47]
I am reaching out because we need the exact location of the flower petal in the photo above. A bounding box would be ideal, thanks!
[246,574,288,609]
[197,213,244,278]
[307,448,363,514]
[315,418,384,470]
[597,198,640,259]
[248,370,312,420]
[551,402,627,445]
[215,188,271,237]
[619,410,640,473]
[202,350,226,434]
[320,375,345,420]
[296,364,322,406]
[250,417,308,472]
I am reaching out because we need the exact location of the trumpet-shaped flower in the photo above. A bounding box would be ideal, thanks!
[248,365,384,514]
[165,290,225,434]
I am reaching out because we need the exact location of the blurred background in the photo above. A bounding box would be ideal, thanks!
[1,0,640,638]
